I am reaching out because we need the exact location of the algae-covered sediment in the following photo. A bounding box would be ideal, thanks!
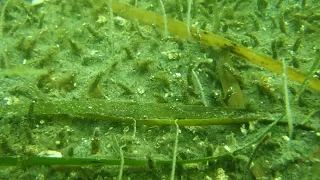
[0,0,320,179]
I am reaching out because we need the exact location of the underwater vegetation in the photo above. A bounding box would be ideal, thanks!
[0,0,320,179]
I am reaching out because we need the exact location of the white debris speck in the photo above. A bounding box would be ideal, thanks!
[282,135,291,142]
[173,73,181,78]
[137,87,145,94]
[224,145,231,152]
[32,0,45,6]
[240,124,247,135]
[38,150,62,158]
[39,119,45,124]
